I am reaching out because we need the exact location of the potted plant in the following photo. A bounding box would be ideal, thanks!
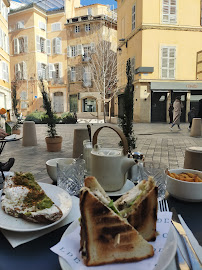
[11,80,21,135]
[39,79,62,152]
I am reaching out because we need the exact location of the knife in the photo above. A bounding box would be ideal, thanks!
[175,247,190,270]
[171,207,202,270]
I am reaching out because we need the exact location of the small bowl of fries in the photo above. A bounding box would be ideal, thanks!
[166,169,202,202]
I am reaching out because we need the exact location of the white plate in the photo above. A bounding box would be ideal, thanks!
[0,183,72,232]
[59,220,177,270]
[106,180,135,196]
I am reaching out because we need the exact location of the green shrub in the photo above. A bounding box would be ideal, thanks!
[61,112,77,124]
[25,111,46,123]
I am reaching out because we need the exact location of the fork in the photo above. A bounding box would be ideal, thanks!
[158,199,190,270]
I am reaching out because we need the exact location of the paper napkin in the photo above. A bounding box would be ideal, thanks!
[4,134,17,140]
[179,214,202,264]
[1,196,80,248]
[51,212,172,270]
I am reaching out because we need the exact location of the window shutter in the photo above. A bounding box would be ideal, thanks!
[14,38,19,54]
[0,62,2,79]
[37,62,42,79]
[2,62,6,81]
[43,39,46,53]
[161,46,176,79]
[90,42,95,53]
[67,46,71,57]
[48,63,55,79]
[6,63,9,82]
[15,63,19,78]
[36,35,40,52]
[56,38,62,54]
[58,62,62,78]
[75,45,78,56]
[46,39,51,55]
[22,61,27,79]
[132,4,136,30]
[53,38,56,54]
[77,44,82,55]
[24,36,28,52]
[0,29,2,48]
[7,36,9,54]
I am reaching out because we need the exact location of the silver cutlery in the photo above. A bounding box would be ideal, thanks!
[158,200,190,270]
[171,207,202,270]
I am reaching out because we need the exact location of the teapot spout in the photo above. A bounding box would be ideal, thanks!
[121,156,135,175]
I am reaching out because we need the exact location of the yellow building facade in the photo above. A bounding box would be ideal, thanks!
[8,0,117,118]
[116,0,202,122]
[0,0,11,125]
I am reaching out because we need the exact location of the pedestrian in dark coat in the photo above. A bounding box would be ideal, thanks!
[168,103,174,124]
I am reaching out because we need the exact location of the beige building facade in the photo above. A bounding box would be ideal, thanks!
[116,0,202,122]
[0,0,11,126]
[8,0,117,119]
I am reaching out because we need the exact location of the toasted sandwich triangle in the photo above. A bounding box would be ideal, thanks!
[80,187,154,266]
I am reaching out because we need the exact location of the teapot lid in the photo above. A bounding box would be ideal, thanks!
[92,148,122,157]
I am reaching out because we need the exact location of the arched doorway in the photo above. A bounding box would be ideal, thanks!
[53,92,64,113]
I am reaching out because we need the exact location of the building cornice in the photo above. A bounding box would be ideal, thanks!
[118,24,202,48]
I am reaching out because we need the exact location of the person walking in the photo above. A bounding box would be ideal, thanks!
[168,103,174,124]
[170,96,183,131]
[188,107,196,131]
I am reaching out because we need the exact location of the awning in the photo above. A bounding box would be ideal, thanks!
[151,81,202,90]
[151,89,169,92]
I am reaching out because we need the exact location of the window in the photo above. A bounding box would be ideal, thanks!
[0,61,9,82]
[132,4,136,30]
[161,46,176,79]
[51,23,61,31]
[71,67,76,82]
[87,8,92,15]
[54,63,62,79]
[162,0,177,24]
[20,91,27,100]
[18,37,28,53]
[39,21,46,31]
[15,62,27,80]
[83,44,91,61]
[85,24,91,32]
[16,21,24,29]
[36,36,46,53]
[83,66,92,87]
[21,101,28,109]
[75,25,80,33]
[71,45,77,57]
[53,37,62,54]
[0,29,9,53]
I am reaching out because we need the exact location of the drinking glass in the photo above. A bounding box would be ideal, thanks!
[6,121,16,134]
[140,161,168,199]
[57,158,85,196]
[83,140,92,175]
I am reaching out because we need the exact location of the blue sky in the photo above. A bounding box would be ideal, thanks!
[80,0,117,9]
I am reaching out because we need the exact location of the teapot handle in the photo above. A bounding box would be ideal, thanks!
[92,126,128,156]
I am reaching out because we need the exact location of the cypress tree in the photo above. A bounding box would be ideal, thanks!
[119,58,136,153]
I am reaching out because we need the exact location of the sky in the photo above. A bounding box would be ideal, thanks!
[81,0,117,9]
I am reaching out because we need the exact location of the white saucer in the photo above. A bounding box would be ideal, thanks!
[106,180,135,196]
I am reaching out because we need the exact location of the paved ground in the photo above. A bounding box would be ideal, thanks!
[1,122,202,183]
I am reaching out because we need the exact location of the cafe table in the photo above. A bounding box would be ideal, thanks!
[0,182,202,270]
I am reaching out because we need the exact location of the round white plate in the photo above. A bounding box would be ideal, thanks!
[0,183,72,232]
[106,179,135,196]
[59,221,177,270]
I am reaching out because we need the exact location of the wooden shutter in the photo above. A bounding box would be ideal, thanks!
[24,36,28,52]
[37,62,42,79]
[58,62,62,78]
[46,39,51,55]
[67,46,71,57]
[2,62,6,81]
[22,61,27,79]
[6,63,9,82]
[14,38,19,54]
[7,36,9,54]
[56,38,62,54]
[90,42,95,53]
[161,46,176,79]
[48,63,55,79]
[36,35,40,52]
[132,4,136,30]
[0,62,2,79]
[77,44,82,55]
[0,29,2,48]
[53,38,56,54]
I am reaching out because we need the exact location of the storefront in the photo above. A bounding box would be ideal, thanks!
[150,82,202,123]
